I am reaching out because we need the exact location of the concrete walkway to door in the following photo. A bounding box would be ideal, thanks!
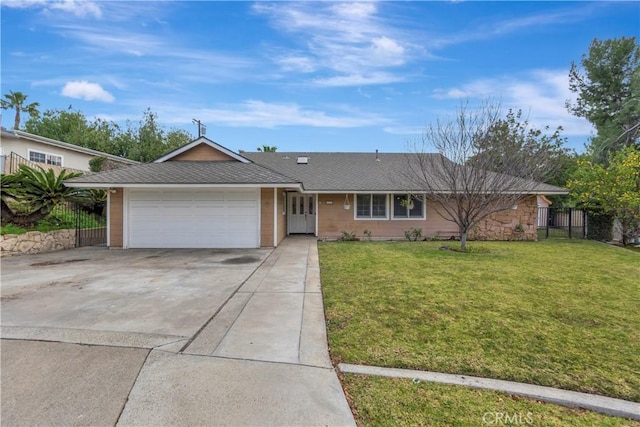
[117,236,356,426]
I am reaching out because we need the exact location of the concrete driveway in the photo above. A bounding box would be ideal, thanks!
[2,247,269,344]
[1,238,355,426]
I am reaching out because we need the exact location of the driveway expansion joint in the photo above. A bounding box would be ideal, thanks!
[0,325,187,350]
[178,248,275,353]
[171,351,336,371]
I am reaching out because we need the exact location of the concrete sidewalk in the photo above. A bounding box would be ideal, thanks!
[118,236,355,426]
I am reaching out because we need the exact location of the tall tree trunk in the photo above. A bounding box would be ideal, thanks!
[460,228,468,251]
[14,108,20,130]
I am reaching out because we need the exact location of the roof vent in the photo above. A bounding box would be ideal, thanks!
[297,156,309,164]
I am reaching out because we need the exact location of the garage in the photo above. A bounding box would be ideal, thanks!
[127,188,259,248]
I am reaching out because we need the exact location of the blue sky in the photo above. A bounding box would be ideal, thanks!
[1,1,638,153]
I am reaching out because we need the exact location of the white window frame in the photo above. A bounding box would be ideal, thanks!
[28,149,63,166]
[354,193,389,220]
[391,193,427,220]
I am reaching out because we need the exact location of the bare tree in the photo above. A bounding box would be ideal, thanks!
[404,101,563,250]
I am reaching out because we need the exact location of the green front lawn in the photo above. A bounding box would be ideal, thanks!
[343,375,639,426]
[319,240,639,402]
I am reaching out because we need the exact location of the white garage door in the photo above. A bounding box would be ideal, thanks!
[128,189,259,248]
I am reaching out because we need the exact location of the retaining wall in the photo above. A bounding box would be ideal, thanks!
[0,229,76,257]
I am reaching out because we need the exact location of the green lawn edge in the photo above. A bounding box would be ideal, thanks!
[319,240,639,402]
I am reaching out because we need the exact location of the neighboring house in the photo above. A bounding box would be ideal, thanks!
[0,127,138,174]
[64,137,568,249]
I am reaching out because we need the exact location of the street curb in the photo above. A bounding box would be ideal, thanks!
[338,363,640,421]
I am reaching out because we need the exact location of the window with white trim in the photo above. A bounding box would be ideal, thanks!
[356,194,387,219]
[28,150,62,166]
[392,194,425,219]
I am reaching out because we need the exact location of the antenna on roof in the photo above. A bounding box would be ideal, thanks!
[375,149,380,161]
[192,119,207,138]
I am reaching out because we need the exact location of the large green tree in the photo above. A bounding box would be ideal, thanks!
[1,91,40,130]
[470,109,575,205]
[24,107,117,153]
[118,109,192,162]
[568,146,640,245]
[470,109,571,184]
[567,37,640,162]
[24,107,192,162]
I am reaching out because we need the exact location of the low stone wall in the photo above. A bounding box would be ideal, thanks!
[0,229,77,257]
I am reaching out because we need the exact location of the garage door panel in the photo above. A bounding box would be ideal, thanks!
[128,189,259,248]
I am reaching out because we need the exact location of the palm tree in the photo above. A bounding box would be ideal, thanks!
[1,165,84,227]
[257,145,277,152]
[0,90,40,130]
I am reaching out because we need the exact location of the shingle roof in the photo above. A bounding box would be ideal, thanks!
[64,161,299,185]
[243,152,428,191]
[64,150,568,195]
[243,152,569,194]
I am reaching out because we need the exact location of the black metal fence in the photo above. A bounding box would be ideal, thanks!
[46,201,106,247]
[537,207,587,239]
[74,202,107,247]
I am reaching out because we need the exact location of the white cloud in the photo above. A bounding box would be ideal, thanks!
[383,126,424,135]
[427,3,601,50]
[49,0,102,18]
[255,2,416,86]
[275,55,316,73]
[432,70,594,136]
[2,0,102,18]
[150,100,388,129]
[365,36,406,68]
[61,81,114,102]
[313,72,405,87]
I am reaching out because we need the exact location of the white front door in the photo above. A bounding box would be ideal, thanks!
[288,193,316,234]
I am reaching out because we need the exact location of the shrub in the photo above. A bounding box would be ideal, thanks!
[404,228,423,241]
[339,231,359,241]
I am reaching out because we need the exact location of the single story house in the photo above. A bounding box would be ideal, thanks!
[0,127,138,174]
[64,137,567,249]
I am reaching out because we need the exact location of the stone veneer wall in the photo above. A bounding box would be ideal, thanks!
[0,229,76,257]
[470,195,538,241]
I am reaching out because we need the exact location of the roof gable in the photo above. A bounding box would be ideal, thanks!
[154,137,250,163]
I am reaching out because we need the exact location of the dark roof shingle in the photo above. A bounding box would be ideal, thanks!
[243,152,431,191]
[64,161,298,185]
[65,152,568,195]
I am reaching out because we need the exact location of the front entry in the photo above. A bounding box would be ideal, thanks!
[288,193,316,234]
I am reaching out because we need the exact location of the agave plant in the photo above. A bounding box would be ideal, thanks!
[1,165,84,227]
